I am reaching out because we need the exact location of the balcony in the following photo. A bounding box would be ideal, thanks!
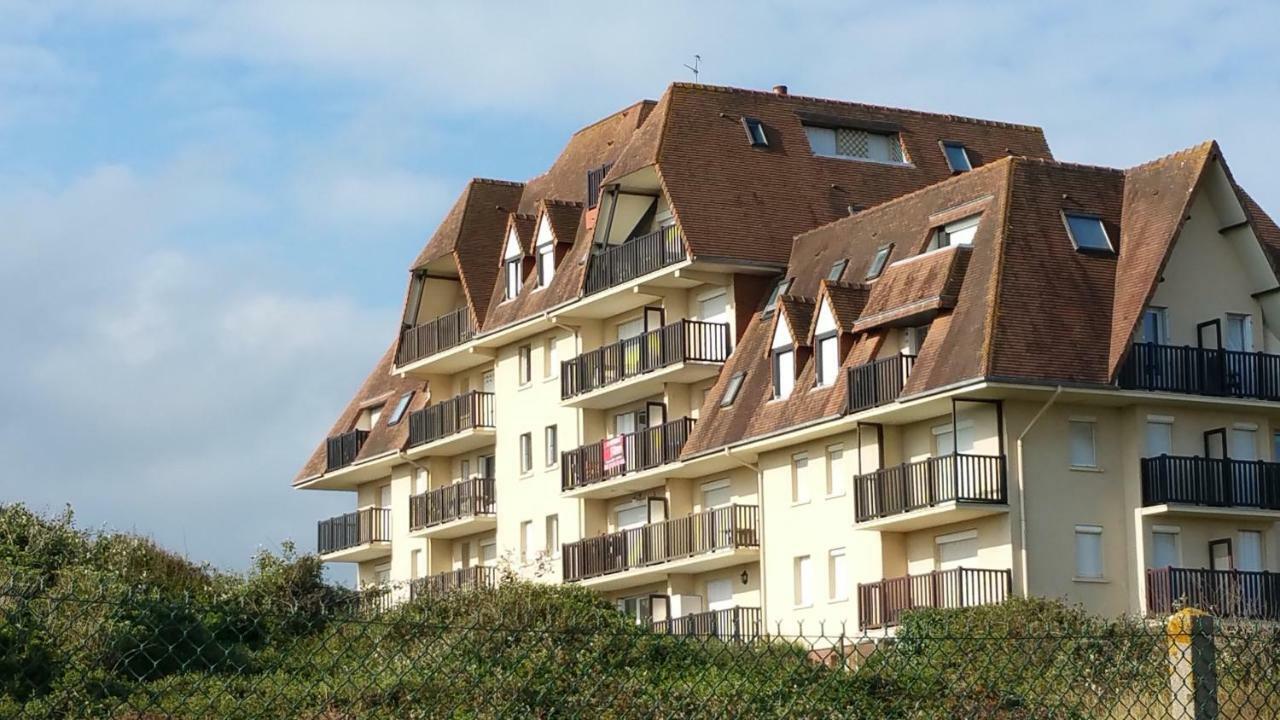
[562,505,760,591]
[1141,455,1280,517]
[650,607,763,642]
[584,225,686,296]
[406,391,495,457]
[847,354,916,414]
[325,429,370,472]
[409,566,498,601]
[857,568,1013,630]
[317,507,391,562]
[397,306,475,368]
[854,454,1008,531]
[561,320,731,408]
[1146,567,1280,621]
[561,417,695,498]
[408,477,497,538]
[1118,342,1280,401]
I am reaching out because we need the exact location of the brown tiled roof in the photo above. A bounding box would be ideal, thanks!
[543,199,583,245]
[778,295,816,344]
[852,245,971,332]
[817,281,870,335]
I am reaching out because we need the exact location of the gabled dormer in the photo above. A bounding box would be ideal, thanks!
[809,280,867,389]
[767,296,814,399]
[501,213,536,301]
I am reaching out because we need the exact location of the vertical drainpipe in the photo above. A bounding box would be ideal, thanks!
[546,313,583,544]
[1016,386,1063,598]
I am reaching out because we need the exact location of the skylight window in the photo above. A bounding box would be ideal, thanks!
[866,244,893,279]
[742,117,768,147]
[762,277,793,315]
[804,124,905,164]
[827,259,849,282]
[720,371,746,407]
[941,141,972,172]
[1063,213,1113,252]
[930,215,980,250]
[387,391,414,426]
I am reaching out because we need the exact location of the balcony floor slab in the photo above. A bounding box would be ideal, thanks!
[856,502,1009,532]
[563,464,673,499]
[408,515,497,540]
[564,361,724,410]
[405,428,496,459]
[1141,503,1280,521]
[320,542,391,563]
[574,547,759,593]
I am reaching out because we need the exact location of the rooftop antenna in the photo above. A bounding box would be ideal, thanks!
[683,54,702,82]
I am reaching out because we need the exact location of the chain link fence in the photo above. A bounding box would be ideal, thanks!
[2,571,1278,719]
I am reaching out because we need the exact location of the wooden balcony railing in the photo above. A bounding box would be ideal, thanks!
[847,354,916,414]
[584,225,686,295]
[561,417,695,491]
[1118,342,1280,401]
[650,607,763,642]
[562,505,760,582]
[1141,455,1280,510]
[561,320,730,400]
[325,429,370,472]
[408,391,495,447]
[857,568,1012,630]
[1146,567,1280,620]
[317,507,391,555]
[409,477,496,530]
[397,306,475,367]
[854,454,1008,523]
[409,566,498,601]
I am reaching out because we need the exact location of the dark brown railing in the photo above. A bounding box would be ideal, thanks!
[408,391,495,447]
[854,454,1007,523]
[1118,342,1280,401]
[317,507,391,555]
[585,162,613,210]
[561,320,730,399]
[650,607,763,642]
[409,566,498,601]
[563,505,760,582]
[858,568,1012,630]
[847,354,916,413]
[397,306,474,366]
[1141,455,1280,510]
[409,477,496,530]
[325,429,370,472]
[1147,567,1280,620]
[561,418,695,491]
[584,225,686,295]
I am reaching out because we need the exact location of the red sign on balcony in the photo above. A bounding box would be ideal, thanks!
[603,435,626,472]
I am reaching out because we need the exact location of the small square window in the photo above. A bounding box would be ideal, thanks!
[941,141,972,172]
[827,259,848,282]
[720,371,746,407]
[742,117,768,147]
[866,244,893,279]
[386,391,414,426]
[1064,213,1113,252]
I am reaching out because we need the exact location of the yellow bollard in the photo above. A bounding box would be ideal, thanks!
[1167,608,1217,720]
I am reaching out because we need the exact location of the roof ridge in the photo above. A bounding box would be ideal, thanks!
[1009,156,1126,174]
[1124,139,1217,174]
[472,177,525,188]
[568,99,658,137]
[667,82,1043,132]
[542,198,584,208]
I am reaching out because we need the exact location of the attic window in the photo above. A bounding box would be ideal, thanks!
[763,277,793,315]
[804,124,905,164]
[866,244,893,279]
[941,141,972,172]
[585,162,613,210]
[535,216,556,288]
[387,392,414,426]
[503,227,523,300]
[720,371,746,407]
[827,259,849,282]
[1063,213,1113,252]
[742,117,769,147]
[929,215,980,250]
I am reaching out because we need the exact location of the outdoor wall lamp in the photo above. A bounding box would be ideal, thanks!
[740,570,749,585]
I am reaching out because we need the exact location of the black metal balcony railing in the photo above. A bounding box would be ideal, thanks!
[563,505,760,582]
[397,306,475,367]
[409,566,498,602]
[1118,342,1280,401]
[409,477,496,530]
[847,354,916,414]
[854,454,1008,523]
[584,225,686,295]
[561,418,696,491]
[857,568,1013,630]
[650,607,763,642]
[1141,455,1280,510]
[561,320,731,400]
[1147,567,1280,621]
[317,507,391,555]
[585,162,613,210]
[325,429,370,472]
[408,391,495,447]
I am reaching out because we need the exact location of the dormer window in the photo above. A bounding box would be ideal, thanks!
[804,124,905,164]
[720,371,746,407]
[763,277,793,316]
[387,391,414,426]
[742,117,769,147]
[866,244,893,279]
[1138,306,1168,345]
[356,403,384,431]
[771,317,796,399]
[930,215,980,250]
[814,300,839,388]
[941,141,972,172]
[827,259,848,282]
[503,226,523,300]
[534,215,555,288]
[1063,213,1113,252]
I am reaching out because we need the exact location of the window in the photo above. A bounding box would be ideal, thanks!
[702,478,732,509]
[794,555,813,607]
[742,117,768,147]
[460,459,470,480]
[480,540,497,566]
[412,467,428,496]
[503,226,523,299]
[773,348,795,398]
[815,333,839,387]
[790,452,809,504]
[936,530,979,570]
[1138,306,1168,345]
[543,338,558,378]
[1145,417,1173,456]
[1069,420,1097,468]
[804,124,905,164]
[866,244,893,279]
[904,325,929,356]
[827,258,849,281]
[1063,213,1112,252]
[545,425,558,467]
[479,454,496,479]
[410,549,422,580]
[1226,313,1255,352]
[518,345,532,385]
[931,215,980,250]
[520,520,534,563]
[763,277,793,315]
[536,241,555,287]
[519,433,533,474]
[941,141,972,172]
[720,372,746,407]
[387,391,414,426]
[356,403,384,431]
[825,444,845,497]
[1074,525,1104,579]
[828,548,849,601]
[1152,526,1180,568]
[545,514,559,557]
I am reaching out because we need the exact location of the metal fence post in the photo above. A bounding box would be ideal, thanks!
[1168,608,1218,720]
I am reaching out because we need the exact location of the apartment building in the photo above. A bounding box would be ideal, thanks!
[295,83,1280,637]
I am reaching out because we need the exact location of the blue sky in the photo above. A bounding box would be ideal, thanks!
[2,1,1279,574]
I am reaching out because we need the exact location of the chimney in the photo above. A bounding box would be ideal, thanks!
[772,84,788,96]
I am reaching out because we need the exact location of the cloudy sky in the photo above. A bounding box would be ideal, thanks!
[2,1,1278,573]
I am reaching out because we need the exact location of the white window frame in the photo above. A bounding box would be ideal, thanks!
[828,547,849,602]
[793,555,813,608]
[536,241,555,288]
[772,348,795,399]
[815,333,839,388]
[1074,524,1105,580]
[790,452,810,505]
[1069,418,1098,469]
[1151,525,1181,568]
[518,345,532,385]
[825,444,845,498]
[519,432,533,474]
[544,425,558,467]
[545,514,560,558]
[1062,212,1113,252]
[1139,306,1169,345]
[520,520,534,563]
[931,214,980,250]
